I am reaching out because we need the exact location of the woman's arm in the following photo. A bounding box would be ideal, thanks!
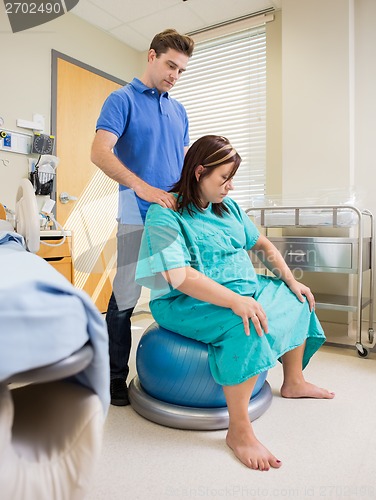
[252,234,315,310]
[162,266,268,337]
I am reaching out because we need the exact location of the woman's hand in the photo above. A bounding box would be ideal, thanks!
[287,279,315,311]
[229,296,268,337]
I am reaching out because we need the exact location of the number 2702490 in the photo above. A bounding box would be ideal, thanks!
[5,2,62,15]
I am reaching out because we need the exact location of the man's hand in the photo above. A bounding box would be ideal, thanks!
[134,184,177,210]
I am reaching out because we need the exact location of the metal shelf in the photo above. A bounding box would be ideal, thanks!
[315,293,371,312]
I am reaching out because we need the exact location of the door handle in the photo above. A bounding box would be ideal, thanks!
[59,192,78,204]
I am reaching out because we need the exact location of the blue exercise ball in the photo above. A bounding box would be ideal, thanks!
[136,323,268,408]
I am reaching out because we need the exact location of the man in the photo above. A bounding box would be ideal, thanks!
[91,29,194,406]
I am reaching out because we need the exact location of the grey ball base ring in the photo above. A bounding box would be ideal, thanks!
[128,376,273,431]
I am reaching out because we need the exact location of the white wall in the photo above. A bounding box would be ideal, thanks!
[0,10,142,209]
[275,0,376,212]
[281,0,354,197]
[266,10,282,196]
[355,0,376,215]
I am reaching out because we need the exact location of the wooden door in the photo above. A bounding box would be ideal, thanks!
[53,54,125,312]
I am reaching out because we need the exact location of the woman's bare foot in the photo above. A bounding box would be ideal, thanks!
[226,425,282,471]
[280,380,335,399]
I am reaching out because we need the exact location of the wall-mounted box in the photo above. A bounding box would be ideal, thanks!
[0,129,32,155]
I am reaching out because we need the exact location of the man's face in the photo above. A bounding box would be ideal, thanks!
[148,48,189,93]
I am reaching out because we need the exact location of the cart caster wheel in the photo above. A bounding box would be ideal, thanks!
[356,344,369,358]
[368,329,374,344]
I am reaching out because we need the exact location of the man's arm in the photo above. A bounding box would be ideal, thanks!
[91,129,177,209]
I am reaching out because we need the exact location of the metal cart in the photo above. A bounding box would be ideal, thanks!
[246,204,375,357]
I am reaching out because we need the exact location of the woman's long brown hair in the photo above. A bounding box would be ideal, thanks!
[171,135,242,217]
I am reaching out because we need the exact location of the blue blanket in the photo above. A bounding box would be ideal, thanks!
[0,231,110,414]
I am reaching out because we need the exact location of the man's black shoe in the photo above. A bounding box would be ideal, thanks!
[110,379,130,406]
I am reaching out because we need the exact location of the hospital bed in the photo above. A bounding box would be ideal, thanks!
[0,181,110,499]
[246,202,375,357]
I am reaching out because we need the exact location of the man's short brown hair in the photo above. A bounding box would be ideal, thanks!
[150,28,194,58]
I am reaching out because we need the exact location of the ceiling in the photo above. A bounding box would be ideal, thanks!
[71,0,281,52]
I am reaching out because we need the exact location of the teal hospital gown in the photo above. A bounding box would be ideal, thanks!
[136,197,325,387]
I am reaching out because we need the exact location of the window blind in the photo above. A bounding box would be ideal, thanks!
[171,27,266,209]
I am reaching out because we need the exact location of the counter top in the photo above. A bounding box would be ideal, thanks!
[40,230,72,237]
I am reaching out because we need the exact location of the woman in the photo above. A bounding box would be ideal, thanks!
[136,135,334,471]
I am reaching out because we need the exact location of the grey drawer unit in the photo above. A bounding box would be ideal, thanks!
[251,236,371,273]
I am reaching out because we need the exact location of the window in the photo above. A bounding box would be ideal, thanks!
[171,26,266,209]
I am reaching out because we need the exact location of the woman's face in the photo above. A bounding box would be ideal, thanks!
[196,162,235,207]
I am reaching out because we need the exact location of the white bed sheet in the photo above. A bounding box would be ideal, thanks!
[0,231,110,414]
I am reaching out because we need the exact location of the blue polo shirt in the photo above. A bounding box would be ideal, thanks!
[96,78,189,224]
